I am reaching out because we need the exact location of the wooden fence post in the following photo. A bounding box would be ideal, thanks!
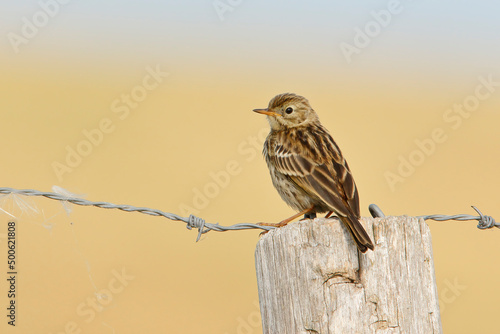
[255,216,442,333]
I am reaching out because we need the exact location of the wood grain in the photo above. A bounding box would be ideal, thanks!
[255,216,442,334]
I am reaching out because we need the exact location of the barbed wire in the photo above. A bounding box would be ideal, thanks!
[368,204,499,230]
[0,187,274,241]
[0,188,497,242]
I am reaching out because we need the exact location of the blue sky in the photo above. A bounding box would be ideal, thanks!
[2,1,499,80]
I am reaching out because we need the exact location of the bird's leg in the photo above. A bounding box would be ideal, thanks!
[259,206,315,228]
[325,211,333,218]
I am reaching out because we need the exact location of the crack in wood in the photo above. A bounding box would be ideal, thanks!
[323,271,359,285]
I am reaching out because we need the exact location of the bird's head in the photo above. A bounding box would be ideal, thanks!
[253,93,320,131]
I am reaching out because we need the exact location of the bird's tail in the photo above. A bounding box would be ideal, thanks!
[339,213,374,253]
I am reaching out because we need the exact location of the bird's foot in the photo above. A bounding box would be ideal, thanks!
[257,217,299,236]
[258,219,293,228]
[257,221,289,236]
[257,222,280,237]
[258,229,269,236]
[257,206,315,236]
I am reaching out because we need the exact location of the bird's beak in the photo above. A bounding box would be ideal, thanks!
[253,108,281,117]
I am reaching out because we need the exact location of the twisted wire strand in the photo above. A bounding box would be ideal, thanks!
[0,187,274,241]
[0,188,497,242]
[368,204,499,229]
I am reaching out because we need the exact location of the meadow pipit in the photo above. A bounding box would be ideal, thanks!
[254,93,374,252]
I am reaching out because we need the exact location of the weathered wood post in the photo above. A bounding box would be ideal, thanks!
[255,216,442,333]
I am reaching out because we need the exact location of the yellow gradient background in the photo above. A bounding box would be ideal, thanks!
[1,1,499,333]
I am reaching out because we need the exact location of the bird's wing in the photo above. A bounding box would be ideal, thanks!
[271,137,360,217]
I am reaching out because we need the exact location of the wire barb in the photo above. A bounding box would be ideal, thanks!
[472,206,499,229]
[187,215,208,242]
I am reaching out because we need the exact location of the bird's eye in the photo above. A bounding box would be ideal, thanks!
[285,107,293,114]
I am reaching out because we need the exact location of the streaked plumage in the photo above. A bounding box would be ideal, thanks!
[254,93,374,252]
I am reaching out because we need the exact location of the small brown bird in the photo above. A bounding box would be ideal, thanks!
[254,93,374,252]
